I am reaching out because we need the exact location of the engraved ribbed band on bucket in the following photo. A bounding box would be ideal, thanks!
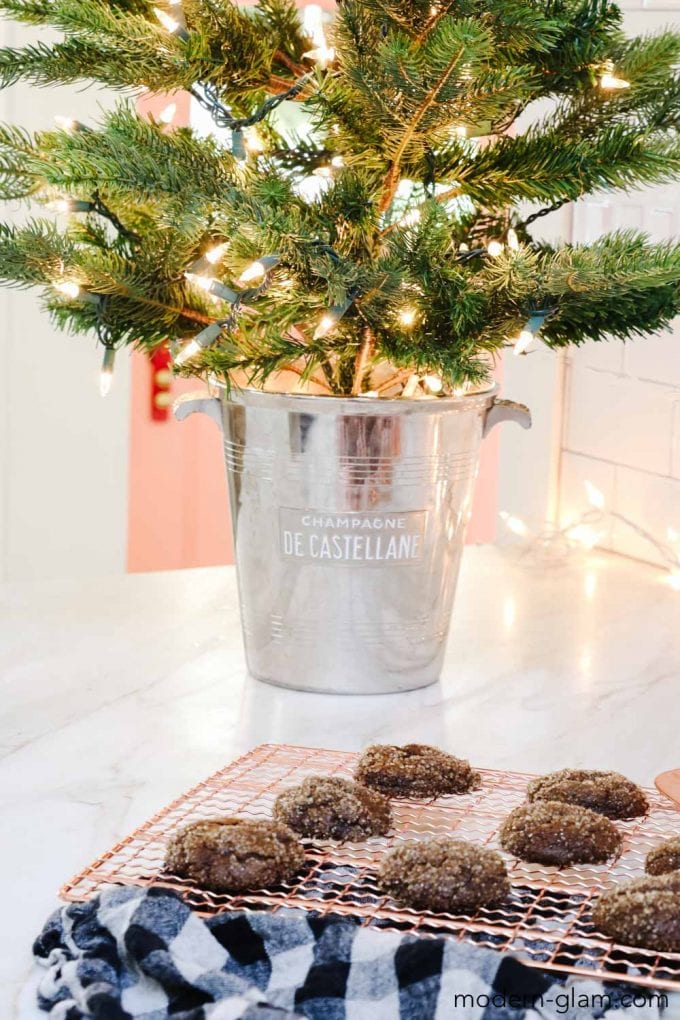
[175,386,531,693]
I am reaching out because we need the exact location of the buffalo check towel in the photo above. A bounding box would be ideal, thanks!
[34,886,679,1019]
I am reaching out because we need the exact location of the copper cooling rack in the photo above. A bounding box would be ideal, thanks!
[61,743,680,992]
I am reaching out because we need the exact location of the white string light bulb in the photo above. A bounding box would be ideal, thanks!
[204,243,228,265]
[513,330,534,355]
[567,524,602,549]
[158,102,177,125]
[244,127,265,154]
[185,272,213,292]
[99,347,115,397]
[154,7,181,32]
[423,374,443,394]
[175,322,223,364]
[302,4,335,67]
[458,242,469,252]
[507,228,519,250]
[452,125,467,138]
[584,479,606,510]
[487,240,504,257]
[600,61,630,90]
[237,255,279,285]
[184,272,238,303]
[175,339,201,365]
[238,260,267,284]
[47,198,71,213]
[314,313,336,340]
[499,511,529,537]
[398,307,417,328]
[54,115,77,132]
[302,43,335,67]
[54,280,81,299]
[331,155,344,168]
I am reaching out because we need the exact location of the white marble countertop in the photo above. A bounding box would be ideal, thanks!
[2,545,679,1015]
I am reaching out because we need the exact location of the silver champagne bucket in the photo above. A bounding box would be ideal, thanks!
[175,385,530,694]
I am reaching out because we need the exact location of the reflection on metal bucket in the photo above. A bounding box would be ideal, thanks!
[176,386,530,693]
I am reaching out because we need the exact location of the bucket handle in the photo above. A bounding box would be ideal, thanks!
[483,398,531,437]
[173,392,223,430]
[173,391,531,437]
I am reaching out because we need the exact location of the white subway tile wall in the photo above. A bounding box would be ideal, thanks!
[561,181,680,566]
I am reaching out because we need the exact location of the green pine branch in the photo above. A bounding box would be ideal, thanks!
[0,0,677,393]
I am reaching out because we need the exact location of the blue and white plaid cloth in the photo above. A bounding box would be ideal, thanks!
[33,886,679,1019]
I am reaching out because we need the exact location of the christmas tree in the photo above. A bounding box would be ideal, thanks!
[0,0,679,397]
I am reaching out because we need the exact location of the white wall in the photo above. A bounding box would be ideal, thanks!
[0,24,131,582]
[558,5,680,566]
[498,4,680,566]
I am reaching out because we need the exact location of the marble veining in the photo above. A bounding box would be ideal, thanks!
[2,545,679,1015]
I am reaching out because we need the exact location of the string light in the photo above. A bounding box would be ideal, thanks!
[513,329,534,356]
[499,511,529,537]
[599,61,630,90]
[302,46,335,66]
[184,272,238,303]
[47,198,71,213]
[54,280,81,299]
[313,293,354,339]
[398,307,417,328]
[99,347,115,397]
[423,374,443,394]
[243,127,266,154]
[185,272,213,292]
[302,3,335,67]
[204,242,228,265]
[503,499,680,592]
[237,255,279,284]
[331,155,344,168]
[487,240,504,257]
[567,524,602,549]
[313,165,334,178]
[452,125,467,138]
[314,313,337,340]
[174,339,201,365]
[402,375,420,398]
[507,228,519,250]
[158,102,176,124]
[47,197,92,213]
[458,242,469,252]
[153,6,186,35]
[174,322,223,365]
[584,479,606,510]
[238,261,266,284]
[54,115,79,132]
[667,571,680,592]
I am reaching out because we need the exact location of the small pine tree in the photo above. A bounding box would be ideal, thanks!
[0,0,678,396]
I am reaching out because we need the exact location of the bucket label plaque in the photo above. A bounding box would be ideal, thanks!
[279,508,427,565]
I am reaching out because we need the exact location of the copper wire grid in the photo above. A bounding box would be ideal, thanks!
[61,743,680,992]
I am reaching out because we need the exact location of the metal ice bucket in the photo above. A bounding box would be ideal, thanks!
[175,385,530,694]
